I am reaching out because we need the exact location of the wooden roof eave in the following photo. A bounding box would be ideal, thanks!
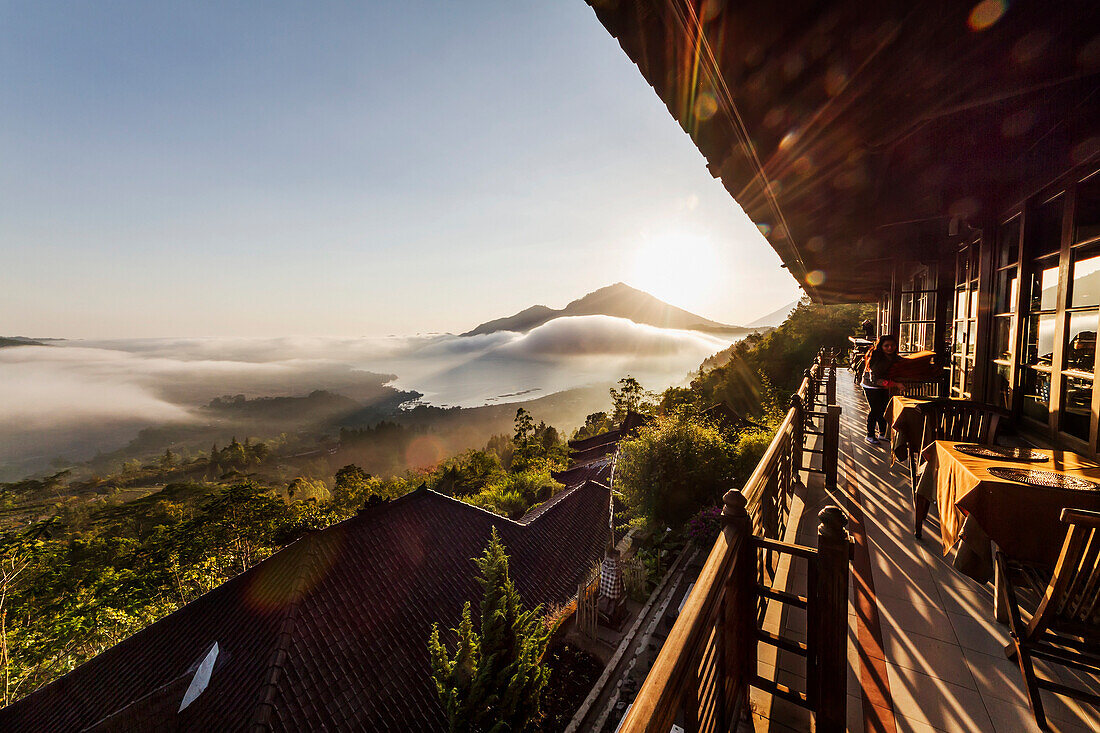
[586,0,1100,303]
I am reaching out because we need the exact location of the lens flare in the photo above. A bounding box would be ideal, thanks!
[967,1,1006,32]
[406,434,445,469]
[694,92,718,121]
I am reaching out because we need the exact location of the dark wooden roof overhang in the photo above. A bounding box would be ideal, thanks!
[586,0,1100,302]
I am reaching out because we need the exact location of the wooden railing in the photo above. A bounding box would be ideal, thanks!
[618,350,851,733]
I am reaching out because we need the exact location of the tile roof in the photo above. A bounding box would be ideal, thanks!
[569,441,619,466]
[567,428,623,452]
[566,411,650,453]
[0,483,611,732]
[551,456,614,491]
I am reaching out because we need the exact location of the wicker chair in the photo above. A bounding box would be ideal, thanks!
[995,508,1100,730]
[911,399,1008,538]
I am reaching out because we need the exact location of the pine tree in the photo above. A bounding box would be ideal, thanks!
[428,528,551,732]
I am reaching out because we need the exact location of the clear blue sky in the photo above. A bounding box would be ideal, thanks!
[0,1,800,338]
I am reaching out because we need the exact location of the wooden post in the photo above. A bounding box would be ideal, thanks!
[721,489,754,727]
[823,405,841,493]
[804,367,816,409]
[825,363,837,405]
[809,506,851,733]
[791,395,804,477]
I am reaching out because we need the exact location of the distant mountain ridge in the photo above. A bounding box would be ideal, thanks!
[746,299,799,329]
[462,283,750,337]
[0,336,52,348]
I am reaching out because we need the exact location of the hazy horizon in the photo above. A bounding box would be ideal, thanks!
[5,281,792,341]
[1,2,800,340]
[0,312,748,478]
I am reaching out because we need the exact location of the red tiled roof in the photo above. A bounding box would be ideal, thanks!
[0,483,611,732]
[569,440,618,465]
[551,458,613,490]
[568,428,623,452]
[519,478,608,524]
[566,411,650,453]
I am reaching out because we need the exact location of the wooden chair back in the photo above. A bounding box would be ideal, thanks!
[917,399,1007,448]
[901,380,942,398]
[996,508,1100,728]
[1026,508,1100,637]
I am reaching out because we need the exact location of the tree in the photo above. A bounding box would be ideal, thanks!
[285,477,328,503]
[249,441,270,464]
[610,376,652,421]
[188,483,283,573]
[513,408,534,446]
[334,464,370,496]
[616,414,737,528]
[0,519,54,705]
[657,386,698,417]
[694,300,873,401]
[572,412,612,441]
[428,529,551,732]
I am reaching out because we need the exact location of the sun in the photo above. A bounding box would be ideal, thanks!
[629,231,721,310]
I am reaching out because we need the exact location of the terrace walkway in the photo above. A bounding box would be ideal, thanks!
[827,376,1100,733]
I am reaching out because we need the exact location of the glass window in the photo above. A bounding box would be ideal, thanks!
[955,288,968,320]
[1022,368,1052,422]
[991,363,1012,410]
[1023,313,1056,366]
[1061,375,1092,440]
[1035,195,1064,257]
[1075,174,1100,245]
[1070,251,1100,308]
[998,217,1021,268]
[992,315,1013,361]
[953,359,967,392]
[1065,312,1098,373]
[1029,260,1059,311]
[954,319,968,352]
[994,270,1018,313]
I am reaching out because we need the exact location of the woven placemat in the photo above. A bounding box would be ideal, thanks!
[954,444,1049,462]
[987,466,1100,491]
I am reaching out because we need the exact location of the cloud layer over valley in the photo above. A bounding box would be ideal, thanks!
[0,315,738,477]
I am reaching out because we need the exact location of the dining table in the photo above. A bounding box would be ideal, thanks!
[916,440,1100,586]
[887,395,932,463]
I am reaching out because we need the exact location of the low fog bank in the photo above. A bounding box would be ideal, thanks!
[0,315,741,479]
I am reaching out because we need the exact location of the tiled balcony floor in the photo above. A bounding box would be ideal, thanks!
[835,376,1100,733]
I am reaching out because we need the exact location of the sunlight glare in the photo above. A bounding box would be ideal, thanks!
[630,231,722,311]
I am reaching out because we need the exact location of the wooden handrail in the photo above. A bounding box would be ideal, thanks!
[617,350,849,733]
[619,516,749,731]
[742,407,796,511]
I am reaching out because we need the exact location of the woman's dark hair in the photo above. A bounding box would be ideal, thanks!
[865,334,899,371]
[874,334,898,351]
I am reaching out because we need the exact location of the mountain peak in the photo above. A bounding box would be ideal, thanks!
[461,284,751,337]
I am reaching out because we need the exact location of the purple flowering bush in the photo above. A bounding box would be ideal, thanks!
[685,505,722,546]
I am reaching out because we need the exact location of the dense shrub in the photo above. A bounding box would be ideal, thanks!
[616,414,737,529]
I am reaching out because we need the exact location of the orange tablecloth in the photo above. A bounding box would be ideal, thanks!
[922,441,1100,581]
[888,396,931,462]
